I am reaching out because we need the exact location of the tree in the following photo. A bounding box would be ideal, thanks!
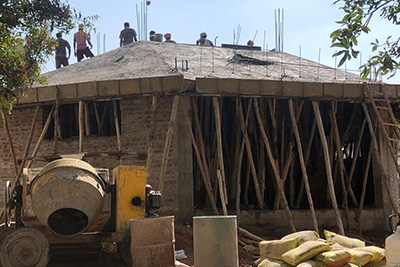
[331,0,400,79]
[0,0,97,111]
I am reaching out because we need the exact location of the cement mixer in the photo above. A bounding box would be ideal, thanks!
[1,158,161,266]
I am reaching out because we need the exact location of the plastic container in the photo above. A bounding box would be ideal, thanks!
[386,226,400,267]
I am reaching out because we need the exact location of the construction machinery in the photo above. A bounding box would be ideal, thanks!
[0,158,161,266]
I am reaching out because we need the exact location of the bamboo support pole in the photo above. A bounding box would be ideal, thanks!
[84,102,91,136]
[254,99,296,232]
[345,118,366,204]
[238,99,263,208]
[329,103,350,231]
[78,101,84,153]
[289,100,319,232]
[357,143,373,234]
[159,96,180,193]
[217,170,228,215]
[53,87,61,154]
[113,101,121,152]
[235,98,252,222]
[18,106,39,210]
[1,105,54,220]
[296,118,316,207]
[146,96,157,171]
[0,110,18,177]
[180,97,219,215]
[362,103,399,217]
[212,97,228,204]
[312,101,345,235]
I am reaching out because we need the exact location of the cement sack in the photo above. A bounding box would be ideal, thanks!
[323,230,365,248]
[281,231,320,245]
[282,241,331,266]
[363,258,387,267]
[259,237,300,260]
[347,248,374,266]
[354,246,385,262]
[297,260,327,267]
[258,257,292,267]
[314,249,352,267]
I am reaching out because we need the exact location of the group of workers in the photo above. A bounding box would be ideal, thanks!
[55,22,214,69]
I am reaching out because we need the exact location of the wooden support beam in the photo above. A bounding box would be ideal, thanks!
[212,97,228,204]
[312,101,345,235]
[19,106,39,211]
[180,97,219,215]
[237,99,263,209]
[159,96,180,193]
[146,96,157,171]
[235,98,253,223]
[113,101,121,152]
[78,101,84,153]
[1,105,54,220]
[361,103,399,217]
[357,143,373,234]
[329,102,350,231]
[254,98,296,232]
[289,100,318,232]
[84,102,91,136]
[217,170,228,216]
[0,110,18,177]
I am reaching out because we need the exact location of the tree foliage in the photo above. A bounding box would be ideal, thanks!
[0,0,97,112]
[331,0,400,79]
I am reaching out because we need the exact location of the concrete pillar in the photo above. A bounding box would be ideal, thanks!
[194,216,239,267]
[175,96,193,222]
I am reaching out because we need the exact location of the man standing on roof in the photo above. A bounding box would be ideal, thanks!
[74,24,94,62]
[120,22,137,47]
[164,33,176,43]
[55,32,71,69]
[196,32,213,46]
[149,30,156,41]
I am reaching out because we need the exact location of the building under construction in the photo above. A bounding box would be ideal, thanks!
[1,41,399,242]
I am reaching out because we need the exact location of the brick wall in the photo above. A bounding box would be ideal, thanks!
[0,95,180,217]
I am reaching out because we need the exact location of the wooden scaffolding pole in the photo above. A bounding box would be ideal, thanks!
[1,105,54,220]
[357,143,373,234]
[254,98,296,232]
[217,170,228,215]
[0,110,18,177]
[289,100,318,232]
[212,97,228,204]
[159,96,180,193]
[361,103,399,217]
[312,101,345,235]
[78,101,84,153]
[235,98,253,223]
[113,100,121,152]
[329,102,350,231]
[146,96,157,171]
[237,99,263,208]
[180,97,219,215]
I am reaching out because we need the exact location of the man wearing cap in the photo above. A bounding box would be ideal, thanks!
[120,22,137,47]
[73,24,94,62]
[164,33,176,43]
[149,30,156,41]
[196,32,213,46]
[55,32,71,69]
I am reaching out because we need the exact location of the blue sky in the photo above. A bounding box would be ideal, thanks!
[44,0,400,84]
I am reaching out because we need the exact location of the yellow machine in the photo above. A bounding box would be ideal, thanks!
[2,159,161,266]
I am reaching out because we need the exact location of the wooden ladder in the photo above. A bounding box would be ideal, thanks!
[367,85,400,177]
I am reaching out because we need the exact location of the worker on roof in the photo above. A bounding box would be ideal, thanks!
[247,40,254,46]
[164,33,176,43]
[196,32,213,46]
[120,22,137,47]
[55,32,71,69]
[149,30,156,41]
[73,23,94,62]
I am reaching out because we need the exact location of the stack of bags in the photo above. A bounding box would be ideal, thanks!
[256,230,385,267]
